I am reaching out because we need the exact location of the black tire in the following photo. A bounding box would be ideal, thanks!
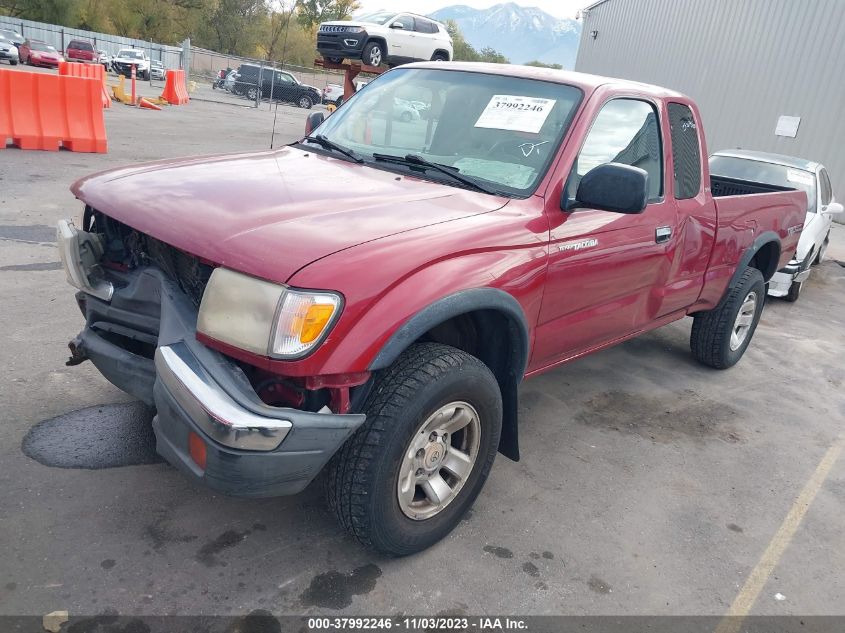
[326,342,502,556]
[326,56,344,64]
[400,110,412,122]
[298,94,313,109]
[431,52,449,61]
[246,86,260,102]
[690,266,765,369]
[362,41,384,67]
[784,280,802,302]
[814,233,829,265]
[10,59,18,66]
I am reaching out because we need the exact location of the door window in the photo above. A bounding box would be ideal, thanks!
[392,15,415,30]
[568,98,663,203]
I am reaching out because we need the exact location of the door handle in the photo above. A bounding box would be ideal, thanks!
[655,226,672,243]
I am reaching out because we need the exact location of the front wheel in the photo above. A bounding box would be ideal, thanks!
[326,343,502,556]
[690,266,765,369]
[298,95,313,109]
[362,41,384,67]
[784,279,802,302]
[814,232,830,265]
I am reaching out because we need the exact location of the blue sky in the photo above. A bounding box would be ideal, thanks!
[354,0,592,20]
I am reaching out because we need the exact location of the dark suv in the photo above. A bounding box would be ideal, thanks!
[233,63,321,109]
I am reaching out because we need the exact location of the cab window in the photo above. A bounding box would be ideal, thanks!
[568,98,663,203]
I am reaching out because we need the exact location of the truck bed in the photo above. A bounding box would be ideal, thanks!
[710,175,795,197]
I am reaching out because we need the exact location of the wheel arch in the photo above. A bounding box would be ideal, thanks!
[431,49,451,61]
[725,231,781,293]
[369,288,529,462]
[364,36,388,56]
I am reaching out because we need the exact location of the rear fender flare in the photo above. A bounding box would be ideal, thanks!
[723,231,781,300]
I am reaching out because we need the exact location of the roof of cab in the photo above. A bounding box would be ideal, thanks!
[711,149,821,172]
[403,61,689,99]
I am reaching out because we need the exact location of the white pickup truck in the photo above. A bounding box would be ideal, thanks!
[112,48,150,80]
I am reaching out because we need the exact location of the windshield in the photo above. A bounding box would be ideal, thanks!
[709,155,817,213]
[119,50,144,59]
[313,68,582,196]
[355,12,398,25]
[31,42,56,53]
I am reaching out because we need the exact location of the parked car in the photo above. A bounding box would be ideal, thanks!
[223,69,237,92]
[0,35,19,65]
[393,97,421,121]
[233,63,321,108]
[710,150,843,301]
[58,63,806,557]
[65,39,97,63]
[150,60,165,81]
[19,39,63,67]
[322,82,343,105]
[0,28,24,50]
[97,49,109,71]
[317,12,452,67]
[112,48,150,80]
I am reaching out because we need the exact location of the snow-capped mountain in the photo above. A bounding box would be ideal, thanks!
[430,2,582,67]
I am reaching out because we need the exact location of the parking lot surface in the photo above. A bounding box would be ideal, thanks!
[1,85,844,620]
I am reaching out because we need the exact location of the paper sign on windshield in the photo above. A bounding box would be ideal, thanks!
[786,169,814,186]
[474,95,556,134]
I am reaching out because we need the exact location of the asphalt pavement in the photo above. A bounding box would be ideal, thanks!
[0,72,843,623]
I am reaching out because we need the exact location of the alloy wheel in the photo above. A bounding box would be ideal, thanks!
[397,401,481,521]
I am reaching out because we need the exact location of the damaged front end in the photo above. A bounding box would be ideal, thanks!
[57,208,366,497]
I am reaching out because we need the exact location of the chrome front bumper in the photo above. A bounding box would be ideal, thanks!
[767,258,811,297]
[155,342,291,451]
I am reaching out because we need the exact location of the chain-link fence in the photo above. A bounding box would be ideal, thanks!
[188,46,346,110]
[0,15,349,111]
[0,15,183,97]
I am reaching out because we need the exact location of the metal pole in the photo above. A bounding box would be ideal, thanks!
[269,60,275,111]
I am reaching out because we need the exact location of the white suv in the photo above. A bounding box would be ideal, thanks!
[317,12,452,67]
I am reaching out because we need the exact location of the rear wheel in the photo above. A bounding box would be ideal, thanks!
[690,266,765,369]
[326,56,344,64]
[298,94,313,109]
[246,86,260,101]
[431,52,449,62]
[362,41,384,67]
[326,343,502,556]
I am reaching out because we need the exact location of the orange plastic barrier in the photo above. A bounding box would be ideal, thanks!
[161,69,189,105]
[0,69,107,153]
[59,61,110,109]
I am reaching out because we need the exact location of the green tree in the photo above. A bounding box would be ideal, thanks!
[524,60,563,69]
[443,19,507,64]
[295,0,358,29]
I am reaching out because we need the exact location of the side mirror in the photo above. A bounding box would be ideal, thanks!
[390,21,405,29]
[304,111,325,136]
[567,163,649,214]
[825,201,844,215]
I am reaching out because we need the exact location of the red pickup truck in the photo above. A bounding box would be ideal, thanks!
[58,63,806,555]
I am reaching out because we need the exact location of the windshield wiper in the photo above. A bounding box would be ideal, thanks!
[372,153,498,195]
[302,135,363,163]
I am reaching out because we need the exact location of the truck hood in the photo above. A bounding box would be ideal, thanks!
[71,147,509,284]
